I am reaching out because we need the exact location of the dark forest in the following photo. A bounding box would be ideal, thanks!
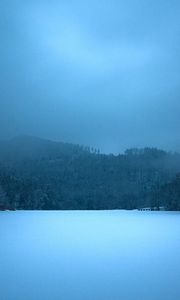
[0,136,180,211]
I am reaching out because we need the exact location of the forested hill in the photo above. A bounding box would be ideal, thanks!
[0,136,180,210]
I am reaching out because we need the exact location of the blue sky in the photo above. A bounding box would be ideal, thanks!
[0,0,180,153]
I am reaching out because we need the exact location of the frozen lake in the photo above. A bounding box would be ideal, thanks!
[0,210,180,300]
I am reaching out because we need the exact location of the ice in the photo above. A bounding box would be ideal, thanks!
[0,210,180,300]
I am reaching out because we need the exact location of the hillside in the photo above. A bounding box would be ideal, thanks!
[0,136,180,210]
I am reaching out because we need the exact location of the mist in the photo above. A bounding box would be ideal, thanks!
[0,0,180,153]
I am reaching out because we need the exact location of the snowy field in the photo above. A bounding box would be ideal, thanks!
[0,210,180,300]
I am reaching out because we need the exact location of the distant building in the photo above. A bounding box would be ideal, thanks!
[138,206,165,211]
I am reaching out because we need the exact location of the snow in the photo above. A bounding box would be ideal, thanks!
[0,210,180,300]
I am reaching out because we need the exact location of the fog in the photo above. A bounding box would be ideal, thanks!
[0,0,180,153]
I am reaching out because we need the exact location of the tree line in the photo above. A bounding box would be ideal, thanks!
[0,136,180,210]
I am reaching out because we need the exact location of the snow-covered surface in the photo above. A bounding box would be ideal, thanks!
[0,210,180,300]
